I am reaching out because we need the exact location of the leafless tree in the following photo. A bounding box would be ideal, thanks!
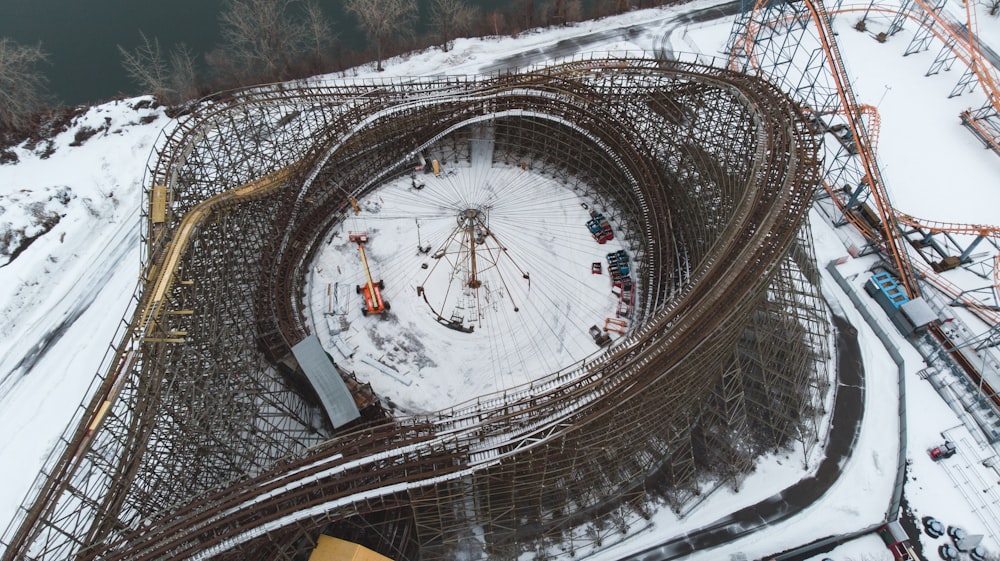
[119,33,200,103]
[216,0,332,81]
[303,0,335,68]
[118,32,171,100]
[169,44,198,101]
[543,0,563,24]
[485,11,507,36]
[430,0,479,52]
[518,0,537,29]
[346,0,417,71]
[565,0,584,22]
[219,0,298,79]
[0,38,50,133]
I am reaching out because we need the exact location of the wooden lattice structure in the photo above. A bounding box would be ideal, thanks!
[1,55,828,561]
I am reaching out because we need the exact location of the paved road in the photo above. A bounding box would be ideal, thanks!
[476,5,872,559]
[478,1,742,74]
[622,313,866,560]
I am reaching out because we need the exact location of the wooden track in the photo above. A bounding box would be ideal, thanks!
[1,56,826,561]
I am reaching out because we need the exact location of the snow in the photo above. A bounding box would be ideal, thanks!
[1,1,1000,560]
[305,163,631,413]
[0,98,166,531]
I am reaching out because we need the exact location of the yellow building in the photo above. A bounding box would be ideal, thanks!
[308,535,395,561]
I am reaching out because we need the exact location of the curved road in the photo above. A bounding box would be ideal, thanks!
[478,1,742,74]
[623,313,865,560]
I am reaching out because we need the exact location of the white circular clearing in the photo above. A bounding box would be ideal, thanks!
[306,161,636,414]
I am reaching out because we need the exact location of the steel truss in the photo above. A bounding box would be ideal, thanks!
[1,55,828,561]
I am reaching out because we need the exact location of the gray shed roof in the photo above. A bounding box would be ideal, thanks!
[900,298,937,329]
[291,335,361,428]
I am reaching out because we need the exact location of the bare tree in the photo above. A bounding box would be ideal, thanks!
[542,0,581,24]
[430,0,479,52]
[345,0,418,71]
[564,0,583,23]
[486,11,507,36]
[217,0,328,81]
[0,38,50,133]
[169,44,198,101]
[518,0,537,29]
[119,33,200,103]
[303,0,335,68]
[542,0,564,25]
[118,32,171,100]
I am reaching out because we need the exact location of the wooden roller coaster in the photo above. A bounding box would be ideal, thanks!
[2,56,827,561]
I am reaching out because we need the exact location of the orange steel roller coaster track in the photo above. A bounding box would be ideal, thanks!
[733,0,1000,420]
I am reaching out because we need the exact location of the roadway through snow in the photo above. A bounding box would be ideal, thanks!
[477,1,742,74]
[622,314,866,561]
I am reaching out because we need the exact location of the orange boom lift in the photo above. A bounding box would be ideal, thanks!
[349,231,388,315]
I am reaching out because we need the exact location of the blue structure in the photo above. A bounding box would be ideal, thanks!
[865,271,937,337]
[865,271,909,309]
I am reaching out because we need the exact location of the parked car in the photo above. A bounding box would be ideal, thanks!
[939,543,959,561]
[970,545,988,561]
[948,525,967,544]
[930,441,957,461]
[922,516,945,538]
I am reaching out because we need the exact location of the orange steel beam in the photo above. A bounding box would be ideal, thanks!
[801,0,921,297]
[738,0,1000,149]
[733,0,1000,298]
[895,213,1000,237]
[897,212,1000,291]
[729,1,916,291]
[958,0,1000,115]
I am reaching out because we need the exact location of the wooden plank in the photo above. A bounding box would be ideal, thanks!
[151,185,167,223]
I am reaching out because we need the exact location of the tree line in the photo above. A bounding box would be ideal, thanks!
[1,0,679,134]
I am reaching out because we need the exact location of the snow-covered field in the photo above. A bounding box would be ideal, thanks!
[1,1,999,559]
[306,160,633,413]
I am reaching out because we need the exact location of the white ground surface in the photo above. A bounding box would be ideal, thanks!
[1,2,999,560]
[305,161,632,413]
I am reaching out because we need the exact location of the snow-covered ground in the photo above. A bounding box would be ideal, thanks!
[305,160,632,413]
[0,98,166,531]
[1,1,999,560]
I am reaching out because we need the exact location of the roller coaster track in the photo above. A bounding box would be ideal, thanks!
[736,0,1000,297]
[732,0,1000,424]
[1,56,826,561]
[896,212,1000,309]
[849,0,1000,151]
[738,0,921,296]
[0,165,302,561]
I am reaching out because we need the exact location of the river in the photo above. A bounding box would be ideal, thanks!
[0,0,511,106]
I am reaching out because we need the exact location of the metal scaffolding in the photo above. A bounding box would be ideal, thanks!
[1,55,829,561]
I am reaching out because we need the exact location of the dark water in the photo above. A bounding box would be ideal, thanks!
[0,0,512,106]
[0,0,224,105]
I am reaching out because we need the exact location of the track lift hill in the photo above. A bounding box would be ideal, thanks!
[349,231,388,316]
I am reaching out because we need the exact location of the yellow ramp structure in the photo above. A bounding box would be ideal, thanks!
[308,535,394,561]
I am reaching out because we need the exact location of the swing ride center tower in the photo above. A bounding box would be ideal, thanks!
[1,56,828,561]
